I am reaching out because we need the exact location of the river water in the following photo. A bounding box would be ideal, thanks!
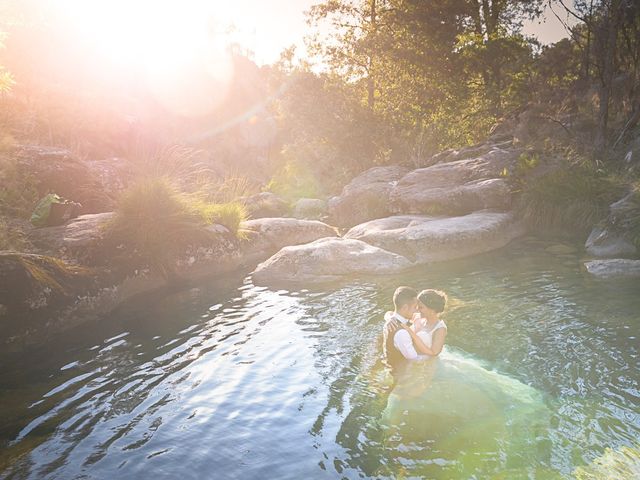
[1,236,639,479]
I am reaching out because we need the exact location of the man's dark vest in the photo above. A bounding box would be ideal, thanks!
[383,317,406,370]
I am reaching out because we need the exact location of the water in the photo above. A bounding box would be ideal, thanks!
[1,236,639,479]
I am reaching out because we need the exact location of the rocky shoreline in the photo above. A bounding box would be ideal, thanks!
[2,136,638,352]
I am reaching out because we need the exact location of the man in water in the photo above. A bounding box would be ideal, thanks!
[383,286,423,370]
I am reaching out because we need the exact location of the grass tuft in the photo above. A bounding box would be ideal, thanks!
[516,163,623,237]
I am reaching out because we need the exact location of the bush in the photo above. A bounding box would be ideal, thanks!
[191,201,247,236]
[107,178,247,279]
[516,164,623,237]
[266,159,323,201]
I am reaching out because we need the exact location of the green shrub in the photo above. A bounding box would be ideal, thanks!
[190,200,247,236]
[516,164,623,236]
[107,178,247,279]
[266,159,323,202]
[107,178,210,279]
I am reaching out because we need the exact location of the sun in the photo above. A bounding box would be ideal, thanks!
[55,0,236,116]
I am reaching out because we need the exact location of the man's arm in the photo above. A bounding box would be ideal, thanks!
[393,329,420,360]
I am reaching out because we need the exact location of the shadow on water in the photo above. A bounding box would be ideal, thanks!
[0,236,639,479]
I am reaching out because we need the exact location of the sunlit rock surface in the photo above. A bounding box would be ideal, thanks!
[292,198,327,220]
[584,259,640,279]
[240,218,338,258]
[328,165,410,227]
[344,211,525,264]
[28,213,115,264]
[390,150,518,215]
[252,237,412,284]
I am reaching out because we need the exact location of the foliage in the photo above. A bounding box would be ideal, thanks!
[516,163,623,236]
[106,178,246,279]
[0,251,90,294]
[266,158,324,201]
[188,199,247,236]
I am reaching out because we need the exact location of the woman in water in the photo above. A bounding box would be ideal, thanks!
[403,289,448,357]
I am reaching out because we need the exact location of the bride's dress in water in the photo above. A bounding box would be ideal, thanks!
[379,345,551,474]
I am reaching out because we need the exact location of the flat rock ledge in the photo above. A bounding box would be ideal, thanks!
[252,211,525,284]
[345,211,525,264]
[252,237,412,284]
[584,259,640,279]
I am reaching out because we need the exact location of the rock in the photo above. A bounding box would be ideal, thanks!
[545,244,577,255]
[83,157,134,212]
[241,192,289,219]
[28,213,115,263]
[16,146,91,205]
[429,141,515,166]
[328,166,410,227]
[390,150,518,215]
[585,192,638,258]
[585,227,636,258]
[293,198,327,220]
[252,237,412,284]
[240,217,338,258]
[584,259,640,279]
[344,211,525,263]
[0,252,98,339]
[15,146,130,214]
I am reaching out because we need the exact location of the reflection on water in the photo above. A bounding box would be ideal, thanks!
[1,237,639,479]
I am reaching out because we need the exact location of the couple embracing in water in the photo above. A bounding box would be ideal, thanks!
[382,286,448,371]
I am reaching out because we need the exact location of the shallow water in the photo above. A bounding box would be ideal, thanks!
[1,236,639,479]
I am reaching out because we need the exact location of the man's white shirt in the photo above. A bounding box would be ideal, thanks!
[386,312,428,361]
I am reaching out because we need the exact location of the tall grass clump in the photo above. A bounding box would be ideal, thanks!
[107,178,248,280]
[516,164,623,237]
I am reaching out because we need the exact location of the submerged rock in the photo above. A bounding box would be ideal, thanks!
[252,237,412,284]
[584,259,640,279]
[344,211,525,264]
[390,150,517,215]
[328,165,410,227]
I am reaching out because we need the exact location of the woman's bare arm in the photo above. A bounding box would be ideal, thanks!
[402,325,436,356]
[430,327,447,355]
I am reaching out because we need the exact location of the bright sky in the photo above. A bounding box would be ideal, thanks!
[247,1,575,65]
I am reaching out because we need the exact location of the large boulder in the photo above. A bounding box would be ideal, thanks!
[345,211,525,264]
[240,217,338,259]
[584,259,640,279]
[390,149,518,215]
[328,166,410,228]
[585,192,638,258]
[16,146,131,213]
[16,146,91,205]
[28,213,115,264]
[293,198,327,220]
[252,237,412,284]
